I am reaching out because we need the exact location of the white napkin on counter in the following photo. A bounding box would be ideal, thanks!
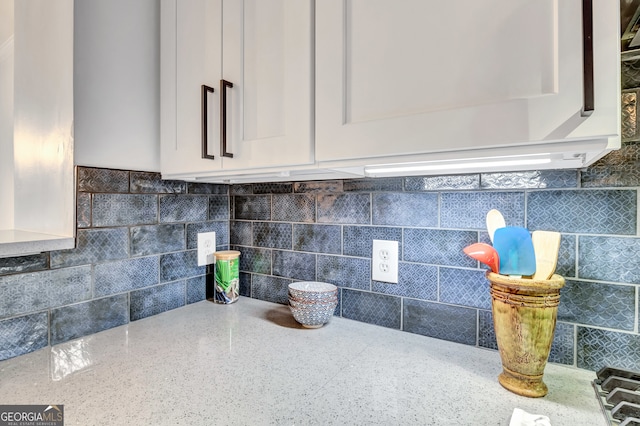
[509,408,551,426]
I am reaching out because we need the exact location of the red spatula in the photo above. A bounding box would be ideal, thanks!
[463,243,500,273]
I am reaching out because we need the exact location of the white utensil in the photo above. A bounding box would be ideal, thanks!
[486,209,506,243]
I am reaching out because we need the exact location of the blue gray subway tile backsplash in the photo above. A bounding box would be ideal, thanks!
[130,224,185,257]
[317,193,371,224]
[343,226,402,258]
[558,280,636,331]
[130,281,186,321]
[293,224,341,254]
[229,184,253,195]
[77,192,92,228]
[577,327,640,371]
[477,310,497,350]
[403,299,477,345]
[233,195,271,220]
[0,266,92,318]
[254,222,293,250]
[371,262,437,300]
[209,196,230,220]
[578,236,640,283]
[239,272,251,297]
[293,180,343,193]
[77,167,129,193]
[0,253,49,276]
[343,177,404,192]
[0,312,49,360]
[186,276,207,304]
[50,228,129,268]
[253,182,293,194]
[160,250,204,282]
[404,174,480,191]
[92,194,158,227]
[403,228,477,267]
[555,235,577,278]
[372,192,438,227]
[50,294,128,345]
[439,267,491,310]
[272,194,316,223]
[251,274,292,305]
[159,195,208,223]
[580,143,640,188]
[130,171,186,194]
[3,159,640,372]
[527,190,637,234]
[547,323,576,366]
[272,250,316,281]
[186,221,229,250]
[94,256,160,297]
[480,170,579,189]
[316,255,370,290]
[230,221,252,246]
[236,246,272,275]
[440,191,525,229]
[341,289,401,329]
[187,182,229,195]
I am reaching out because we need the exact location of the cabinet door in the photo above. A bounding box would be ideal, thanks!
[161,0,313,179]
[221,0,313,171]
[316,0,619,163]
[161,0,223,176]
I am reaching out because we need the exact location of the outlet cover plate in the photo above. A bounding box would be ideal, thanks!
[197,232,216,266]
[372,239,398,283]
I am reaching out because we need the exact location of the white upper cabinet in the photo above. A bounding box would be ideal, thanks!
[161,0,620,182]
[0,0,75,257]
[161,0,314,180]
[315,0,620,171]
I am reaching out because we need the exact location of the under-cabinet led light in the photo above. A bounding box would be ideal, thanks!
[364,156,552,176]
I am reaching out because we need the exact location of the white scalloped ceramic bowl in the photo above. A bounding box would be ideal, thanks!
[288,282,338,328]
[289,297,337,310]
[288,281,338,302]
[289,302,337,328]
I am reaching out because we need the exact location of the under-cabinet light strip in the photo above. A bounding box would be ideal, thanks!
[364,157,552,175]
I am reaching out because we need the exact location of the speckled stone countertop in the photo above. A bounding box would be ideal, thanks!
[0,297,603,425]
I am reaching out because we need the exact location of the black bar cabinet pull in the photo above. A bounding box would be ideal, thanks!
[581,0,594,117]
[220,79,234,158]
[201,84,215,159]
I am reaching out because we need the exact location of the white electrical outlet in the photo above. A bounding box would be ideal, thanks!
[372,239,398,283]
[197,232,216,266]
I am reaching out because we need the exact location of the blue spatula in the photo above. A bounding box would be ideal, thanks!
[493,227,536,276]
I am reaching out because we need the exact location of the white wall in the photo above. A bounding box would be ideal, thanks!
[0,34,14,229]
[74,0,160,172]
[0,0,13,229]
[0,1,13,42]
